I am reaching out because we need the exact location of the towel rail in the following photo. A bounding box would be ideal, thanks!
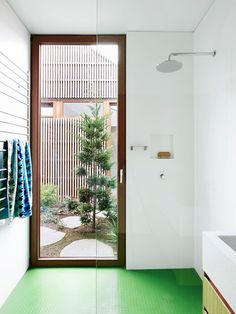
[0,51,28,77]
[0,70,29,92]
[0,130,28,136]
[0,110,29,122]
[0,51,30,120]
[0,51,30,224]
[0,60,28,83]
[0,90,28,106]
[0,81,28,99]
[0,120,29,129]
[0,62,28,85]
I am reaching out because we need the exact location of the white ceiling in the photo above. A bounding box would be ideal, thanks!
[6,0,215,34]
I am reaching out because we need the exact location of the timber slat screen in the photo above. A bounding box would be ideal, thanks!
[41,45,117,99]
[41,117,85,202]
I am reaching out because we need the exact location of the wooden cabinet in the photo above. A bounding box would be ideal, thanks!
[203,275,233,314]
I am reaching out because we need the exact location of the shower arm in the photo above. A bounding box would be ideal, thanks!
[168,50,216,61]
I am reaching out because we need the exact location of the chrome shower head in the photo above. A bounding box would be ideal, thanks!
[156,59,183,73]
[156,50,216,73]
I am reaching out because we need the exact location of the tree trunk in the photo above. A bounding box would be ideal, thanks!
[92,162,96,231]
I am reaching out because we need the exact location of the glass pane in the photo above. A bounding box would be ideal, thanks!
[39,44,118,260]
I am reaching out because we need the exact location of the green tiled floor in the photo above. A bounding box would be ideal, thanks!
[0,268,202,314]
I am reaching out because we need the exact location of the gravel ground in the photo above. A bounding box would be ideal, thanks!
[40,219,117,258]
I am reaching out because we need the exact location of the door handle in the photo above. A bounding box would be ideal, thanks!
[119,169,124,184]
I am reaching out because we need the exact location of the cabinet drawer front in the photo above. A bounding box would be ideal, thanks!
[203,277,231,314]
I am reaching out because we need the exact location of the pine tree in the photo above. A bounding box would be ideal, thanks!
[77,104,116,231]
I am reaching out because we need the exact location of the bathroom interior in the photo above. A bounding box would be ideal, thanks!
[0,0,236,313]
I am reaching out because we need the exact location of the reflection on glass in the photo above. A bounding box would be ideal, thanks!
[39,44,118,259]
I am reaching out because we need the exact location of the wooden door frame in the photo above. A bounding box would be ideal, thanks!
[30,35,126,267]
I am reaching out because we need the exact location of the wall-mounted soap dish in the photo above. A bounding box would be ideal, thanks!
[157,151,171,159]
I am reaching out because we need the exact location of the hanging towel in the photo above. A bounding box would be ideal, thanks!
[7,139,18,221]
[0,141,8,221]
[25,142,32,205]
[15,140,32,218]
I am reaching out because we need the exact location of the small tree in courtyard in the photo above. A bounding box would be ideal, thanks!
[77,104,117,231]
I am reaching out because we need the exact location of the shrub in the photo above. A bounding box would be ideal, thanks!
[64,197,80,212]
[40,185,58,208]
[40,207,62,227]
[107,218,118,244]
[68,200,79,211]
[79,188,92,203]
[77,104,117,230]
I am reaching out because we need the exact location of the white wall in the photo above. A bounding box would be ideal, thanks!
[194,0,236,275]
[0,0,30,307]
[126,32,194,269]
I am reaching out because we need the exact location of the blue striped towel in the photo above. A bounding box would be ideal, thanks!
[7,139,18,221]
[25,142,32,202]
[0,141,9,221]
[15,140,32,218]
[7,139,32,219]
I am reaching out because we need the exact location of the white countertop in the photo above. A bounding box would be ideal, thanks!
[203,231,236,312]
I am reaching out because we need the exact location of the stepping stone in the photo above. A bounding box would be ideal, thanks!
[60,216,82,228]
[40,226,65,246]
[60,239,114,258]
[96,212,106,218]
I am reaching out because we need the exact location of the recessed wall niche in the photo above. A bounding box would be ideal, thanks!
[150,134,174,159]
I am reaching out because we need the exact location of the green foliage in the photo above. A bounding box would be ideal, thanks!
[107,217,118,245]
[86,176,99,187]
[77,104,117,230]
[81,203,93,213]
[96,189,113,212]
[40,184,58,208]
[64,197,80,213]
[97,176,116,189]
[77,105,111,171]
[106,206,117,222]
[79,188,92,203]
[40,207,63,228]
[76,167,87,176]
[80,212,92,224]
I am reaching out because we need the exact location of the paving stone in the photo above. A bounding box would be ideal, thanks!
[40,226,65,246]
[60,239,114,258]
[96,212,106,218]
[60,216,82,228]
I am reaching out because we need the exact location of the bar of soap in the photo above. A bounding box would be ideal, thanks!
[157,151,171,159]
